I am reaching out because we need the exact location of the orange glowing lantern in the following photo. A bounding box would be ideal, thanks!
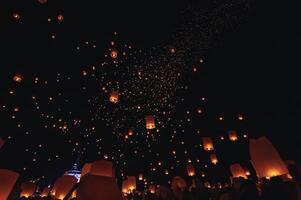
[12,13,21,20]
[77,174,122,200]
[0,169,19,200]
[228,130,238,141]
[41,187,50,197]
[128,128,133,136]
[122,180,128,193]
[0,138,5,149]
[230,164,247,179]
[138,173,143,181]
[171,176,186,191]
[110,49,118,59]
[250,136,289,178]
[20,182,36,198]
[202,137,214,151]
[53,175,77,200]
[145,115,155,129]
[210,154,218,165]
[109,91,119,103]
[57,14,64,21]
[186,164,195,176]
[13,74,23,83]
[126,176,136,192]
[149,185,156,194]
[82,160,114,178]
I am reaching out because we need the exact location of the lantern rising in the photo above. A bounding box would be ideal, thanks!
[109,91,119,103]
[250,136,289,178]
[203,137,214,151]
[149,185,156,194]
[186,164,195,176]
[230,163,247,179]
[110,49,118,59]
[145,115,155,130]
[122,180,128,193]
[41,187,50,197]
[126,176,136,192]
[210,154,218,165]
[53,175,77,200]
[13,74,23,83]
[0,169,19,200]
[138,173,143,181]
[228,130,238,141]
[20,182,36,198]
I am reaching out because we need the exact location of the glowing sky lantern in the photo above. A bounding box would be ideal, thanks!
[57,14,64,21]
[145,115,155,130]
[13,74,23,83]
[0,169,19,200]
[250,136,289,178]
[109,91,119,103]
[210,154,218,165]
[122,180,128,193]
[138,173,143,181]
[20,182,36,198]
[228,130,238,141]
[202,137,214,151]
[53,175,77,200]
[41,187,50,197]
[77,174,122,200]
[149,185,156,194]
[110,49,118,59]
[230,163,247,179]
[12,13,21,20]
[186,164,195,176]
[81,160,114,178]
[0,138,5,149]
[126,176,136,192]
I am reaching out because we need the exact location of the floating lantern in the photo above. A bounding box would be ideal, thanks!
[122,180,128,193]
[128,128,133,136]
[0,169,20,200]
[13,74,23,83]
[110,49,118,59]
[41,187,50,197]
[250,136,289,178]
[230,164,247,179]
[57,14,64,21]
[171,176,186,191]
[20,182,36,198]
[210,154,218,165]
[228,130,238,141]
[145,115,155,129]
[186,164,195,176]
[149,185,156,194]
[12,13,21,20]
[109,91,119,103]
[138,173,143,181]
[53,175,77,200]
[202,137,214,151]
[0,138,5,149]
[170,48,176,54]
[126,176,136,192]
[86,160,114,178]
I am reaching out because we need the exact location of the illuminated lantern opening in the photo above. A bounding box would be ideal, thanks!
[0,169,19,200]
[149,185,156,194]
[53,175,77,200]
[128,129,133,136]
[41,187,50,197]
[145,115,155,130]
[250,136,289,178]
[109,91,119,103]
[13,74,23,83]
[210,154,218,165]
[138,173,143,181]
[122,180,128,193]
[13,13,21,20]
[202,137,214,151]
[110,49,118,59]
[20,182,36,198]
[126,176,136,192]
[186,164,195,176]
[230,163,247,179]
[228,130,238,141]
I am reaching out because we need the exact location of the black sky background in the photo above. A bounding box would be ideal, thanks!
[1,0,301,185]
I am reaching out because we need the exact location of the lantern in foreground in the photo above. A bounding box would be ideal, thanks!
[41,187,50,197]
[82,160,114,178]
[13,74,23,83]
[122,180,128,193]
[228,130,238,141]
[0,169,19,200]
[110,49,118,59]
[53,175,77,200]
[250,136,289,178]
[20,182,36,198]
[0,138,5,149]
[203,137,214,151]
[230,164,247,179]
[186,164,195,176]
[109,91,119,103]
[210,154,218,165]
[145,115,155,129]
[126,176,136,192]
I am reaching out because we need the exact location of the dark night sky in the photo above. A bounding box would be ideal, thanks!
[1,0,301,186]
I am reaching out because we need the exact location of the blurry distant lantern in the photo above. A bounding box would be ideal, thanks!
[210,154,218,165]
[171,176,186,191]
[82,160,114,178]
[186,164,195,176]
[128,129,133,136]
[250,136,289,178]
[20,182,36,198]
[53,175,77,200]
[12,13,21,20]
[41,187,50,197]
[170,48,176,54]
[0,138,5,149]
[38,0,47,4]
[202,137,214,151]
[110,49,118,59]
[230,164,247,179]
[0,169,20,200]
[238,114,244,121]
[197,108,202,114]
[149,185,156,194]
[109,91,119,103]
[13,74,23,83]
[138,173,143,181]
[228,130,238,141]
[145,115,155,130]
[126,176,136,192]
[57,14,64,21]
